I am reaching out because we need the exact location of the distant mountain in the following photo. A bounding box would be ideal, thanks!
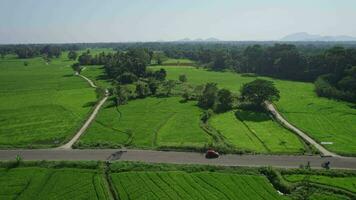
[176,37,220,42]
[281,32,356,41]
[205,37,220,42]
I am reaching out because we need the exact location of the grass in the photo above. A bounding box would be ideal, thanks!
[0,54,96,148]
[284,174,356,193]
[78,97,210,149]
[162,58,195,65]
[150,66,356,156]
[81,65,112,88]
[0,167,110,200]
[209,110,305,154]
[111,171,286,200]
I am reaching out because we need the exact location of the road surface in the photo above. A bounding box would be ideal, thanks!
[265,102,338,157]
[1,149,356,170]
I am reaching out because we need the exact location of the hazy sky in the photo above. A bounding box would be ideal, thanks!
[1,0,356,43]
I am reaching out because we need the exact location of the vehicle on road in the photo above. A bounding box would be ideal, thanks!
[205,149,219,159]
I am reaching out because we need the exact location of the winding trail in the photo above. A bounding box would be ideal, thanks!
[265,102,338,157]
[57,73,108,149]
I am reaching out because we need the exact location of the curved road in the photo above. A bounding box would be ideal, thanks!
[1,149,356,170]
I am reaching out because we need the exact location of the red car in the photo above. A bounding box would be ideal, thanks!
[205,150,219,159]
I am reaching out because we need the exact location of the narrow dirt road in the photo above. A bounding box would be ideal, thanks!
[265,102,338,157]
[57,74,108,149]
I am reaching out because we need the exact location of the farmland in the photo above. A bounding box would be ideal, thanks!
[78,97,209,149]
[1,161,355,200]
[284,174,356,193]
[209,110,305,154]
[111,171,285,200]
[151,65,356,156]
[0,167,110,200]
[0,54,96,148]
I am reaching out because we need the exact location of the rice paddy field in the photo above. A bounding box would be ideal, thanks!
[0,54,96,148]
[111,171,286,200]
[78,97,209,149]
[0,167,110,200]
[150,65,356,156]
[209,110,305,154]
[283,174,356,193]
[1,161,354,200]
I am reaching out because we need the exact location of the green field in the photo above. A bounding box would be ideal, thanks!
[151,66,356,155]
[0,167,109,200]
[81,65,112,88]
[78,97,209,149]
[162,58,195,65]
[210,110,305,154]
[284,174,356,193]
[111,171,285,200]
[0,54,96,148]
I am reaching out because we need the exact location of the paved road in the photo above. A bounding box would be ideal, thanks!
[1,149,356,170]
[265,102,338,157]
[57,74,108,149]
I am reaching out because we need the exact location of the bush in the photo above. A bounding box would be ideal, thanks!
[179,74,187,82]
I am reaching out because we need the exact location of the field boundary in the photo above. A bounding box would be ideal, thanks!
[265,102,339,157]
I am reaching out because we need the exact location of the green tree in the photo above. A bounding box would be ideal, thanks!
[135,82,149,98]
[155,68,167,81]
[71,63,82,74]
[117,72,137,84]
[68,50,78,60]
[114,86,129,105]
[162,80,176,96]
[148,78,159,95]
[179,74,187,82]
[198,83,218,109]
[240,79,280,107]
[215,89,233,113]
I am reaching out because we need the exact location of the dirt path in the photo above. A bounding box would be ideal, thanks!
[57,74,108,149]
[265,102,339,157]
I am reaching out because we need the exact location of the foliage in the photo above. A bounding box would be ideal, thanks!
[240,79,280,107]
[116,72,137,84]
[198,82,218,109]
[179,74,187,82]
[215,88,233,113]
[67,50,78,60]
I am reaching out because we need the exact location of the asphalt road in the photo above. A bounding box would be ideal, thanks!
[1,149,356,170]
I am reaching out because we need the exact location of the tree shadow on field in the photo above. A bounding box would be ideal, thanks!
[62,74,74,77]
[348,104,356,110]
[82,101,97,108]
[235,110,270,122]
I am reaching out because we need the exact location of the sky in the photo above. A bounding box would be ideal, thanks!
[1,0,356,44]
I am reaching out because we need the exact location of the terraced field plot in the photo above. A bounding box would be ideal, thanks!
[284,174,356,193]
[79,97,209,148]
[151,66,356,155]
[209,110,305,154]
[0,55,96,148]
[111,171,286,200]
[0,167,109,200]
